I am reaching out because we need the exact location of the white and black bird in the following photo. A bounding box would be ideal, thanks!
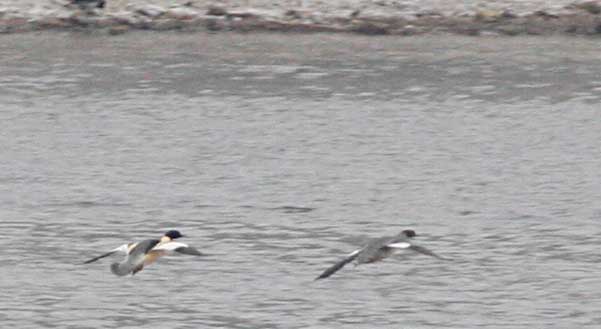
[315,229,447,280]
[84,230,204,276]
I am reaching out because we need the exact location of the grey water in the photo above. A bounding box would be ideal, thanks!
[0,32,600,329]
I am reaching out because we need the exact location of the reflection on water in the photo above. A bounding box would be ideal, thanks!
[0,32,600,329]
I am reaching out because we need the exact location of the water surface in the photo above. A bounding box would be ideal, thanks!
[1,32,600,329]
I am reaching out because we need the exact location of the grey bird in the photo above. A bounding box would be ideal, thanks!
[84,230,204,276]
[315,229,447,280]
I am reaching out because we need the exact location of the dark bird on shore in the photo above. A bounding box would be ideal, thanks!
[70,0,106,9]
[315,229,448,280]
[84,230,205,276]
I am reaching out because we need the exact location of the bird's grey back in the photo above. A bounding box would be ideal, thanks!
[356,235,407,263]
[129,239,160,256]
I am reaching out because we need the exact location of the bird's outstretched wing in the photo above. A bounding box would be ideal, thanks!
[109,240,158,276]
[175,246,204,256]
[152,242,204,256]
[110,252,147,276]
[315,249,361,280]
[83,244,129,264]
[408,244,449,260]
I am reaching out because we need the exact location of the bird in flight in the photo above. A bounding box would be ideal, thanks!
[315,229,448,280]
[84,230,204,276]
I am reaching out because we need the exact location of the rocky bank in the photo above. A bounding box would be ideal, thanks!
[1,0,601,35]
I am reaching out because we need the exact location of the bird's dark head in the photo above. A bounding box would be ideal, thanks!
[164,230,184,240]
[401,229,416,238]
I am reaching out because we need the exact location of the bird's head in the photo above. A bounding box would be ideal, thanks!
[400,229,416,238]
[164,230,184,240]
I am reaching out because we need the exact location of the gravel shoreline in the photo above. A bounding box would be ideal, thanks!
[1,0,601,35]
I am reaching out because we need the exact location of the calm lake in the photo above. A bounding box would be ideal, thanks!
[1,32,600,329]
